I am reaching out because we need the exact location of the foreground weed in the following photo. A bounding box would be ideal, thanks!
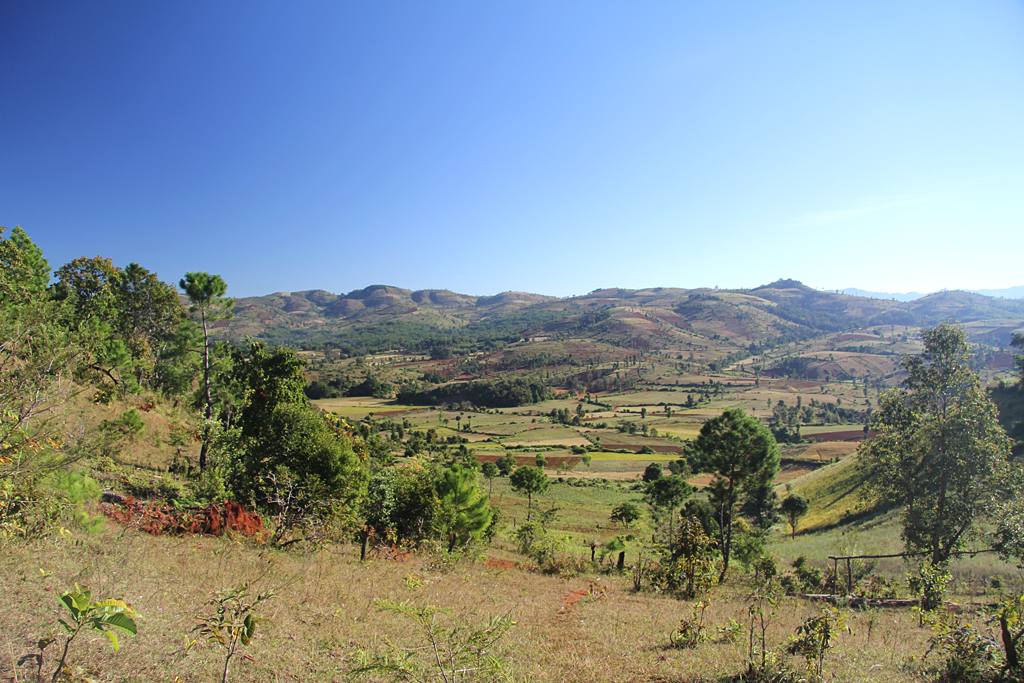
[787,605,848,681]
[670,600,712,649]
[351,599,516,682]
[19,584,139,683]
[746,556,783,677]
[194,583,273,683]
[926,609,1000,682]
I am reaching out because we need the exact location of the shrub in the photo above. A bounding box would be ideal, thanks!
[658,516,719,599]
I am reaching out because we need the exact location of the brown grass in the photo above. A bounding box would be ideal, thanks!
[1,524,941,683]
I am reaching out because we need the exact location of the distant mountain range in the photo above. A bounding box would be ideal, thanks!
[223,279,1024,355]
[840,286,1024,302]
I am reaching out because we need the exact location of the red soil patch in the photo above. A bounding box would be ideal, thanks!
[597,436,685,455]
[807,430,875,442]
[486,559,517,570]
[560,583,607,612]
[473,454,581,470]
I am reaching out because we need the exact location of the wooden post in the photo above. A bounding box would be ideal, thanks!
[617,551,626,570]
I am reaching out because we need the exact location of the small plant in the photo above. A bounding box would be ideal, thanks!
[351,599,516,682]
[20,584,139,683]
[909,561,951,626]
[791,555,823,592]
[997,593,1024,674]
[195,583,273,683]
[670,600,712,649]
[926,610,999,682]
[788,605,848,680]
[717,617,744,644]
[746,574,781,675]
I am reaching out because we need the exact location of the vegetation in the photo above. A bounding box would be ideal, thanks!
[5,226,1024,682]
[780,494,809,539]
[691,407,780,582]
[861,322,1014,564]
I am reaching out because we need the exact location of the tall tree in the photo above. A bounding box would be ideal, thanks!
[437,465,493,552]
[179,272,233,471]
[861,322,1012,565]
[227,340,365,527]
[53,256,132,393]
[0,228,80,532]
[114,263,187,385]
[3,227,50,300]
[509,465,549,521]
[54,256,120,321]
[692,407,780,582]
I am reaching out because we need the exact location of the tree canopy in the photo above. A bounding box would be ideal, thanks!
[861,322,1013,564]
[509,465,549,521]
[691,407,780,582]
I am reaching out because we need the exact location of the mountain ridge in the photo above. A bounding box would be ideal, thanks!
[224,279,1024,356]
[841,285,1024,302]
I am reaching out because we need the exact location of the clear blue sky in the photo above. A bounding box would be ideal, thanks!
[3,1,1023,298]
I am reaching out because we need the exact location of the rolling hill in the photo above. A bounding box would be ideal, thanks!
[223,280,1024,360]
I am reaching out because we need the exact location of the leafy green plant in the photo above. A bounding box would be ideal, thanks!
[997,593,1024,675]
[909,561,951,626]
[926,610,999,683]
[788,605,847,680]
[351,599,516,682]
[717,617,744,644]
[658,516,718,598]
[20,584,139,683]
[194,583,273,683]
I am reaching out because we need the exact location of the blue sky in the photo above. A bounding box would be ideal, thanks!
[3,1,1023,298]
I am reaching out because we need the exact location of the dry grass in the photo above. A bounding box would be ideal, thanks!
[1,525,940,683]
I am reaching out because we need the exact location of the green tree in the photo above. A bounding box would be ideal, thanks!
[230,340,306,440]
[226,341,365,531]
[780,493,809,539]
[54,256,120,321]
[3,226,50,300]
[437,465,493,552]
[692,407,780,582]
[365,460,443,546]
[495,453,516,476]
[611,501,642,529]
[644,475,693,548]
[114,263,187,385]
[861,322,1012,565]
[642,462,663,482]
[0,229,81,535]
[480,461,499,495]
[180,272,234,471]
[509,465,549,521]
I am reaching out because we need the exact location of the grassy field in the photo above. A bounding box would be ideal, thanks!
[781,453,874,531]
[4,405,1020,683]
[2,521,951,683]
